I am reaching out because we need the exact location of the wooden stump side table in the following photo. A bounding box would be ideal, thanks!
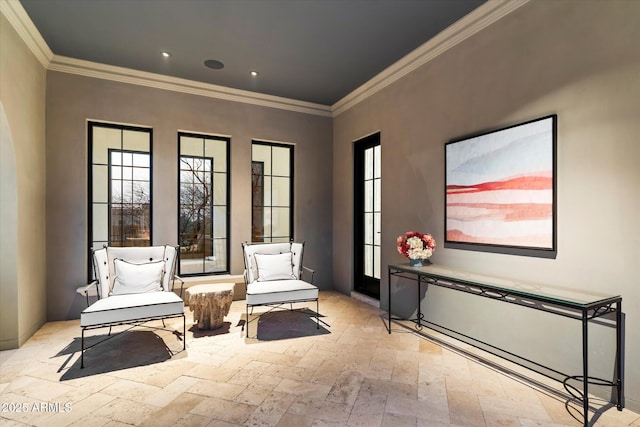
[184,283,234,330]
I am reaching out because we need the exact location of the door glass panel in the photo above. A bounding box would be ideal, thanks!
[365,148,373,180]
[364,180,373,212]
[364,213,373,245]
[374,178,381,211]
[373,246,381,279]
[364,245,373,276]
[364,145,380,280]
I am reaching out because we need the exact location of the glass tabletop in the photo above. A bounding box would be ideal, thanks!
[389,263,621,308]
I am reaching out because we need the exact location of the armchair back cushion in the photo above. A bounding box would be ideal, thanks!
[254,252,296,281]
[242,242,304,283]
[111,259,164,295]
[92,245,178,299]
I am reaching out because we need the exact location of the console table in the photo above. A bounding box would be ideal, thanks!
[388,263,623,427]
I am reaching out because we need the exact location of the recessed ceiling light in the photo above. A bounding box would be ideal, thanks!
[250,71,259,77]
[161,51,171,58]
[204,59,224,70]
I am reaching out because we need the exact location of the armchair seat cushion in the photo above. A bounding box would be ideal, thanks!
[81,291,184,327]
[246,279,318,306]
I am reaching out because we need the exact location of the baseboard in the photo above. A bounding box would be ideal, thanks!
[350,291,380,308]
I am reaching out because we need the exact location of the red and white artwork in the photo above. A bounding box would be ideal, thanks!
[446,116,555,249]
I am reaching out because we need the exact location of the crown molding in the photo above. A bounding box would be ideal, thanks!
[331,0,530,117]
[0,0,52,68]
[4,0,527,118]
[48,55,333,117]
[4,1,331,117]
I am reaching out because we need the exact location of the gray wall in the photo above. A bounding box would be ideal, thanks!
[0,14,47,350]
[45,72,333,321]
[333,0,640,411]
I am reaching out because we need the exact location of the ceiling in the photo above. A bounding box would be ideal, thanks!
[20,0,486,106]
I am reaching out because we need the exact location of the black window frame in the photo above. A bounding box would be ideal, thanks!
[177,131,231,276]
[251,140,294,243]
[88,121,153,279]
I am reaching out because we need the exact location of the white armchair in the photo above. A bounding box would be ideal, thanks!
[79,245,185,368]
[242,241,319,337]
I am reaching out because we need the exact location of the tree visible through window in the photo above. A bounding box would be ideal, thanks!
[178,132,229,275]
[109,149,151,246]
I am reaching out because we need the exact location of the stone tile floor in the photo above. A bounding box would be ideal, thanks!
[1,291,638,426]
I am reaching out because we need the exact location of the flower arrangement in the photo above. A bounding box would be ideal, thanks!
[397,231,436,261]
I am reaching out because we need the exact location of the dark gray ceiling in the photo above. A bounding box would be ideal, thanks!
[21,0,485,106]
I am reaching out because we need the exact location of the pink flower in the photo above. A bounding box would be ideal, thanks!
[396,231,436,260]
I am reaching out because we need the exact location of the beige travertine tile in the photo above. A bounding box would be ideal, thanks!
[189,396,256,424]
[139,392,204,427]
[184,363,239,382]
[381,412,417,427]
[391,358,420,386]
[276,412,314,426]
[187,379,246,400]
[92,396,159,424]
[447,390,485,426]
[143,375,201,407]
[33,391,116,427]
[478,394,552,422]
[274,378,331,400]
[359,377,417,400]
[67,414,112,426]
[385,393,450,423]
[310,362,343,386]
[4,375,76,402]
[483,410,520,427]
[173,412,213,427]
[1,291,637,427]
[346,391,386,426]
[326,370,364,406]
[234,383,277,406]
[100,378,161,404]
[287,396,351,423]
[243,390,296,427]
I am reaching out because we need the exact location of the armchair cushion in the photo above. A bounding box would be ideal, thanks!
[255,252,296,282]
[111,259,164,295]
[81,291,184,327]
[246,279,318,306]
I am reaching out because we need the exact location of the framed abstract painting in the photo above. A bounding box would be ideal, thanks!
[444,115,557,258]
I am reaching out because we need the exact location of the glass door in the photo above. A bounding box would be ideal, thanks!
[354,133,381,299]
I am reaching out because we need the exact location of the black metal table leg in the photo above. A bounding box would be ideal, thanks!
[582,309,589,427]
[416,275,422,328]
[388,267,392,334]
[616,300,624,410]
[81,327,85,369]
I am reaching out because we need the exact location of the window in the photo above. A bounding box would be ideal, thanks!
[251,141,293,242]
[178,132,230,275]
[89,122,152,254]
